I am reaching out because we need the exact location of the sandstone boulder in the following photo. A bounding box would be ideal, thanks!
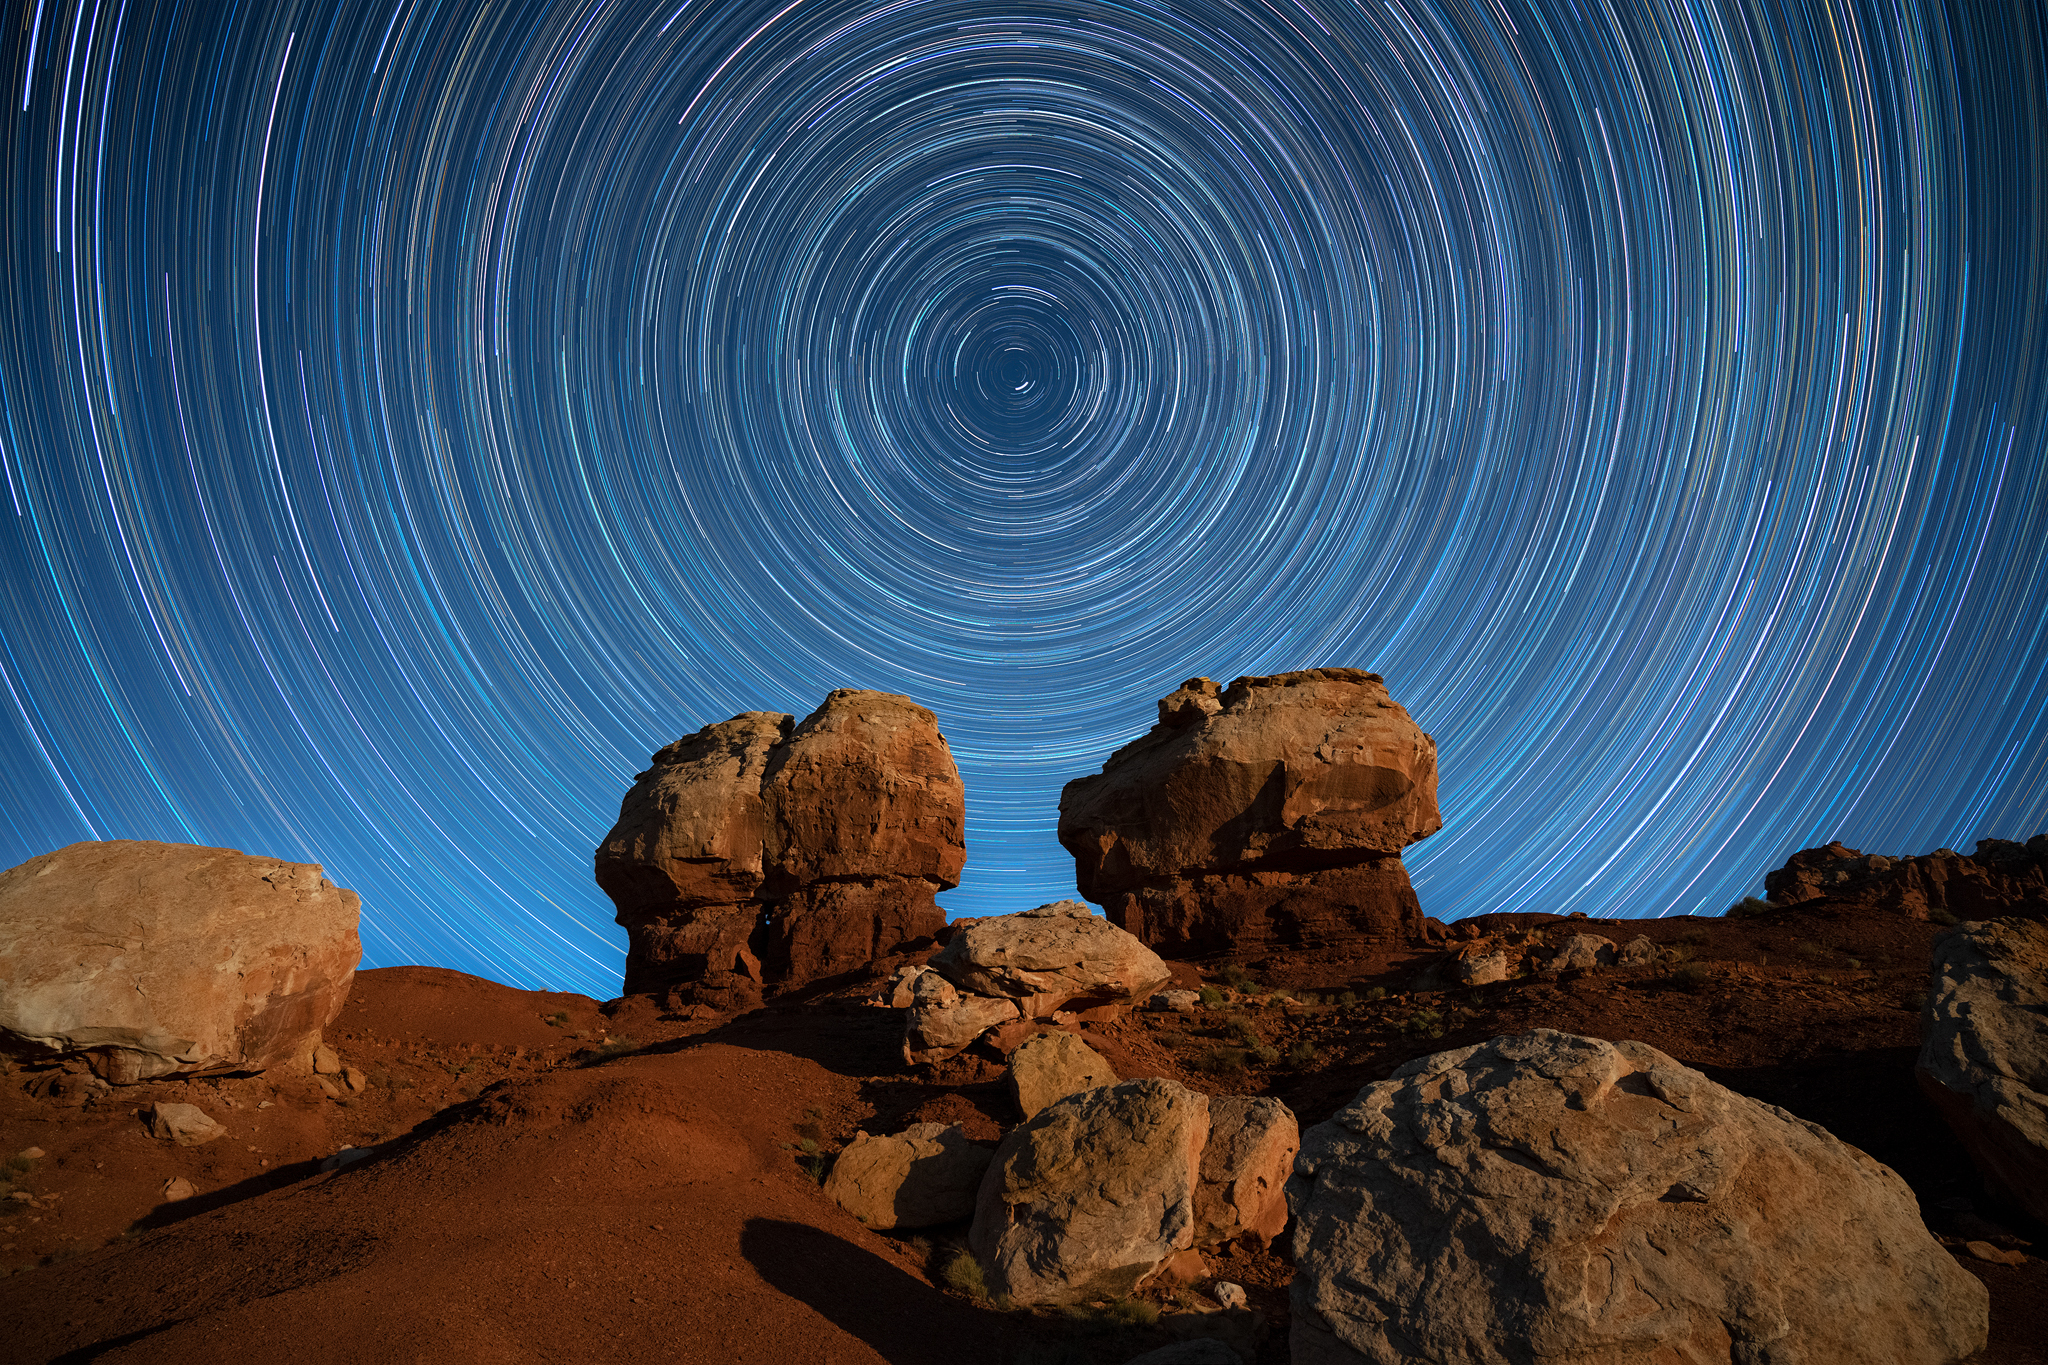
[970,1077,1209,1304]
[1762,835,2047,921]
[903,973,1020,1066]
[1619,935,1660,965]
[932,902,1171,1018]
[0,842,361,1083]
[1195,1096,1297,1248]
[1917,918,2048,1222]
[1008,1032,1116,1119]
[597,692,964,995]
[146,1102,226,1146]
[1551,933,1616,971]
[1058,670,1440,956]
[824,1122,995,1229]
[1448,942,1515,985]
[1288,1030,1986,1365]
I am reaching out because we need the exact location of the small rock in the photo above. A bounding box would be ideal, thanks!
[1212,1281,1247,1310]
[874,965,932,1009]
[1143,1246,1209,1288]
[1121,1341,1242,1365]
[312,1043,342,1075]
[6,1191,31,1203]
[342,1065,368,1093]
[1964,1240,2025,1266]
[320,1147,372,1173]
[1619,935,1660,965]
[316,1076,340,1099]
[1551,933,1617,970]
[146,1101,226,1146]
[160,1177,195,1202]
[1448,943,1514,985]
[1009,1032,1116,1120]
[1148,990,1202,1013]
[15,1147,43,1161]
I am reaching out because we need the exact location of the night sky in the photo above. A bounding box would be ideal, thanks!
[2,0,2044,999]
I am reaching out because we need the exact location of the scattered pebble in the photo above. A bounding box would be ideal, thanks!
[1212,1281,1247,1310]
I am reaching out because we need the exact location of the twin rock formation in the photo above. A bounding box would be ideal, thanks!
[600,668,1442,995]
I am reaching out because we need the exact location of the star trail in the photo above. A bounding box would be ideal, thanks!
[2,0,2044,997]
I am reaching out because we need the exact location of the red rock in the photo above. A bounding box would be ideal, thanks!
[1059,670,1439,957]
[597,691,964,996]
[1761,835,2047,922]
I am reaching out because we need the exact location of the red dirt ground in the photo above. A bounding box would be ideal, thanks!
[1,899,2041,1364]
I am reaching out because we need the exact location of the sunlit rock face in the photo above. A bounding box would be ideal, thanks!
[596,690,964,997]
[1058,669,1440,956]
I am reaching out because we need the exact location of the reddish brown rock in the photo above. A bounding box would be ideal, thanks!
[0,841,361,1083]
[1762,835,2047,922]
[597,691,964,996]
[1059,670,1440,956]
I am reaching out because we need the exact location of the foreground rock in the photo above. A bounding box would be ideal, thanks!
[1918,917,2048,1222]
[597,691,965,996]
[1058,670,1440,956]
[971,1078,1209,1304]
[1008,1032,1116,1119]
[0,841,361,1083]
[1195,1096,1297,1248]
[825,1122,994,1230]
[1763,834,2047,921]
[1288,1030,1987,1365]
[933,901,1172,1018]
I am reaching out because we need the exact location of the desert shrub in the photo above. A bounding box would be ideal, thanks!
[1225,1015,1263,1048]
[1671,963,1711,992]
[1794,940,1828,959]
[545,1011,570,1027]
[1928,907,1959,926]
[1197,984,1225,1006]
[1222,964,1260,992]
[1363,986,1388,1001]
[1195,1046,1248,1077]
[1294,991,1322,1008]
[1403,1009,1444,1039]
[941,1248,992,1302]
[1249,1044,1279,1066]
[1728,896,1773,918]
[1059,1298,1161,1333]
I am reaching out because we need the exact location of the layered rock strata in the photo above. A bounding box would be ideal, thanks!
[0,841,361,1083]
[1918,918,2048,1223]
[1762,835,2047,921]
[1059,670,1440,956]
[1287,1030,1987,1365]
[596,691,965,996]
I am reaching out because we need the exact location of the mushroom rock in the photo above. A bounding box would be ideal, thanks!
[596,690,964,996]
[0,841,361,1083]
[1058,670,1441,956]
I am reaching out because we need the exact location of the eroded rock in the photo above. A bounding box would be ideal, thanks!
[0,841,361,1083]
[146,1102,226,1146]
[1059,670,1440,956]
[1288,1030,1987,1365]
[1918,918,2048,1223]
[1195,1096,1297,1248]
[1008,1032,1116,1119]
[970,1077,1209,1304]
[597,692,964,996]
[1763,835,2047,921]
[824,1122,995,1230]
[932,901,1171,1019]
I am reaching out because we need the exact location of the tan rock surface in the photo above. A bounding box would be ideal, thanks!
[1287,1030,1987,1365]
[0,841,361,1083]
[903,982,1020,1066]
[1059,670,1439,955]
[1008,1032,1116,1119]
[1917,918,2048,1222]
[970,1077,1210,1304]
[931,901,1171,1018]
[1195,1096,1298,1248]
[824,1122,994,1229]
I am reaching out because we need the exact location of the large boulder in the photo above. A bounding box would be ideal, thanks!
[932,901,1171,1018]
[1762,834,2047,921]
[824,1122,995,1230]
[1287,1030,1987,1365]
[902,973,1021,1066]
[1917,918,2048,1223]
[597,691,965,995]
[970,1078,1209,1304]
[0,841,361,1084]
[1008,1031,1116,1119]
[1058,670,1440,956]
[1195,1096,1297,1248]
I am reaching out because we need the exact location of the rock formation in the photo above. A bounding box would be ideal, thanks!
[970,1078,1210,1304]
[1918,917,2048,1223]
[1058,670,1440,956]
[1762,834,2047,921]
[823,1122,994,1230]
[0,841,362,1084]
[1194,1096,1297,1249]
[1007,1032,1115,1120]
[596,690,965,996]
[1287,1030,1987,1365]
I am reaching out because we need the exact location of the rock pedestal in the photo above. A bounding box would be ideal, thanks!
[0,841,362,1084]
[1059,670,1440,956]
[596,691,965,996]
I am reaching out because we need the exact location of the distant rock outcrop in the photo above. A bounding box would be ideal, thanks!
[1918,918,2048,1224]
[0,841,361,1084]
[597,690,965,997]
[1059,670,1440,956]
[1287,1030,1987,1365]
[1763,835,2047,921]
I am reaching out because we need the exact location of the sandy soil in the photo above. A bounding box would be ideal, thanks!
[1,899,2041,1364]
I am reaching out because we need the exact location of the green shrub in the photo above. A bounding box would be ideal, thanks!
[1197,984,1225,1006]
[1403,1008,1444,1039]
[1225,1015,1263,1047]
[1195,1046,1248,1077]
[941,1248,992,1302]
[1671,963,1711,992]
[1286,1039,1320,1069]
[1222,965,1259,992]
[1728,896,1773,918]
[1928,907,1959,926]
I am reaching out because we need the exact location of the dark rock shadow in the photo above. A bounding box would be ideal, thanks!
[739,1217,1018,1365]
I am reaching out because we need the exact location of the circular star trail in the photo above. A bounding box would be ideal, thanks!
[2,0,2044,996]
